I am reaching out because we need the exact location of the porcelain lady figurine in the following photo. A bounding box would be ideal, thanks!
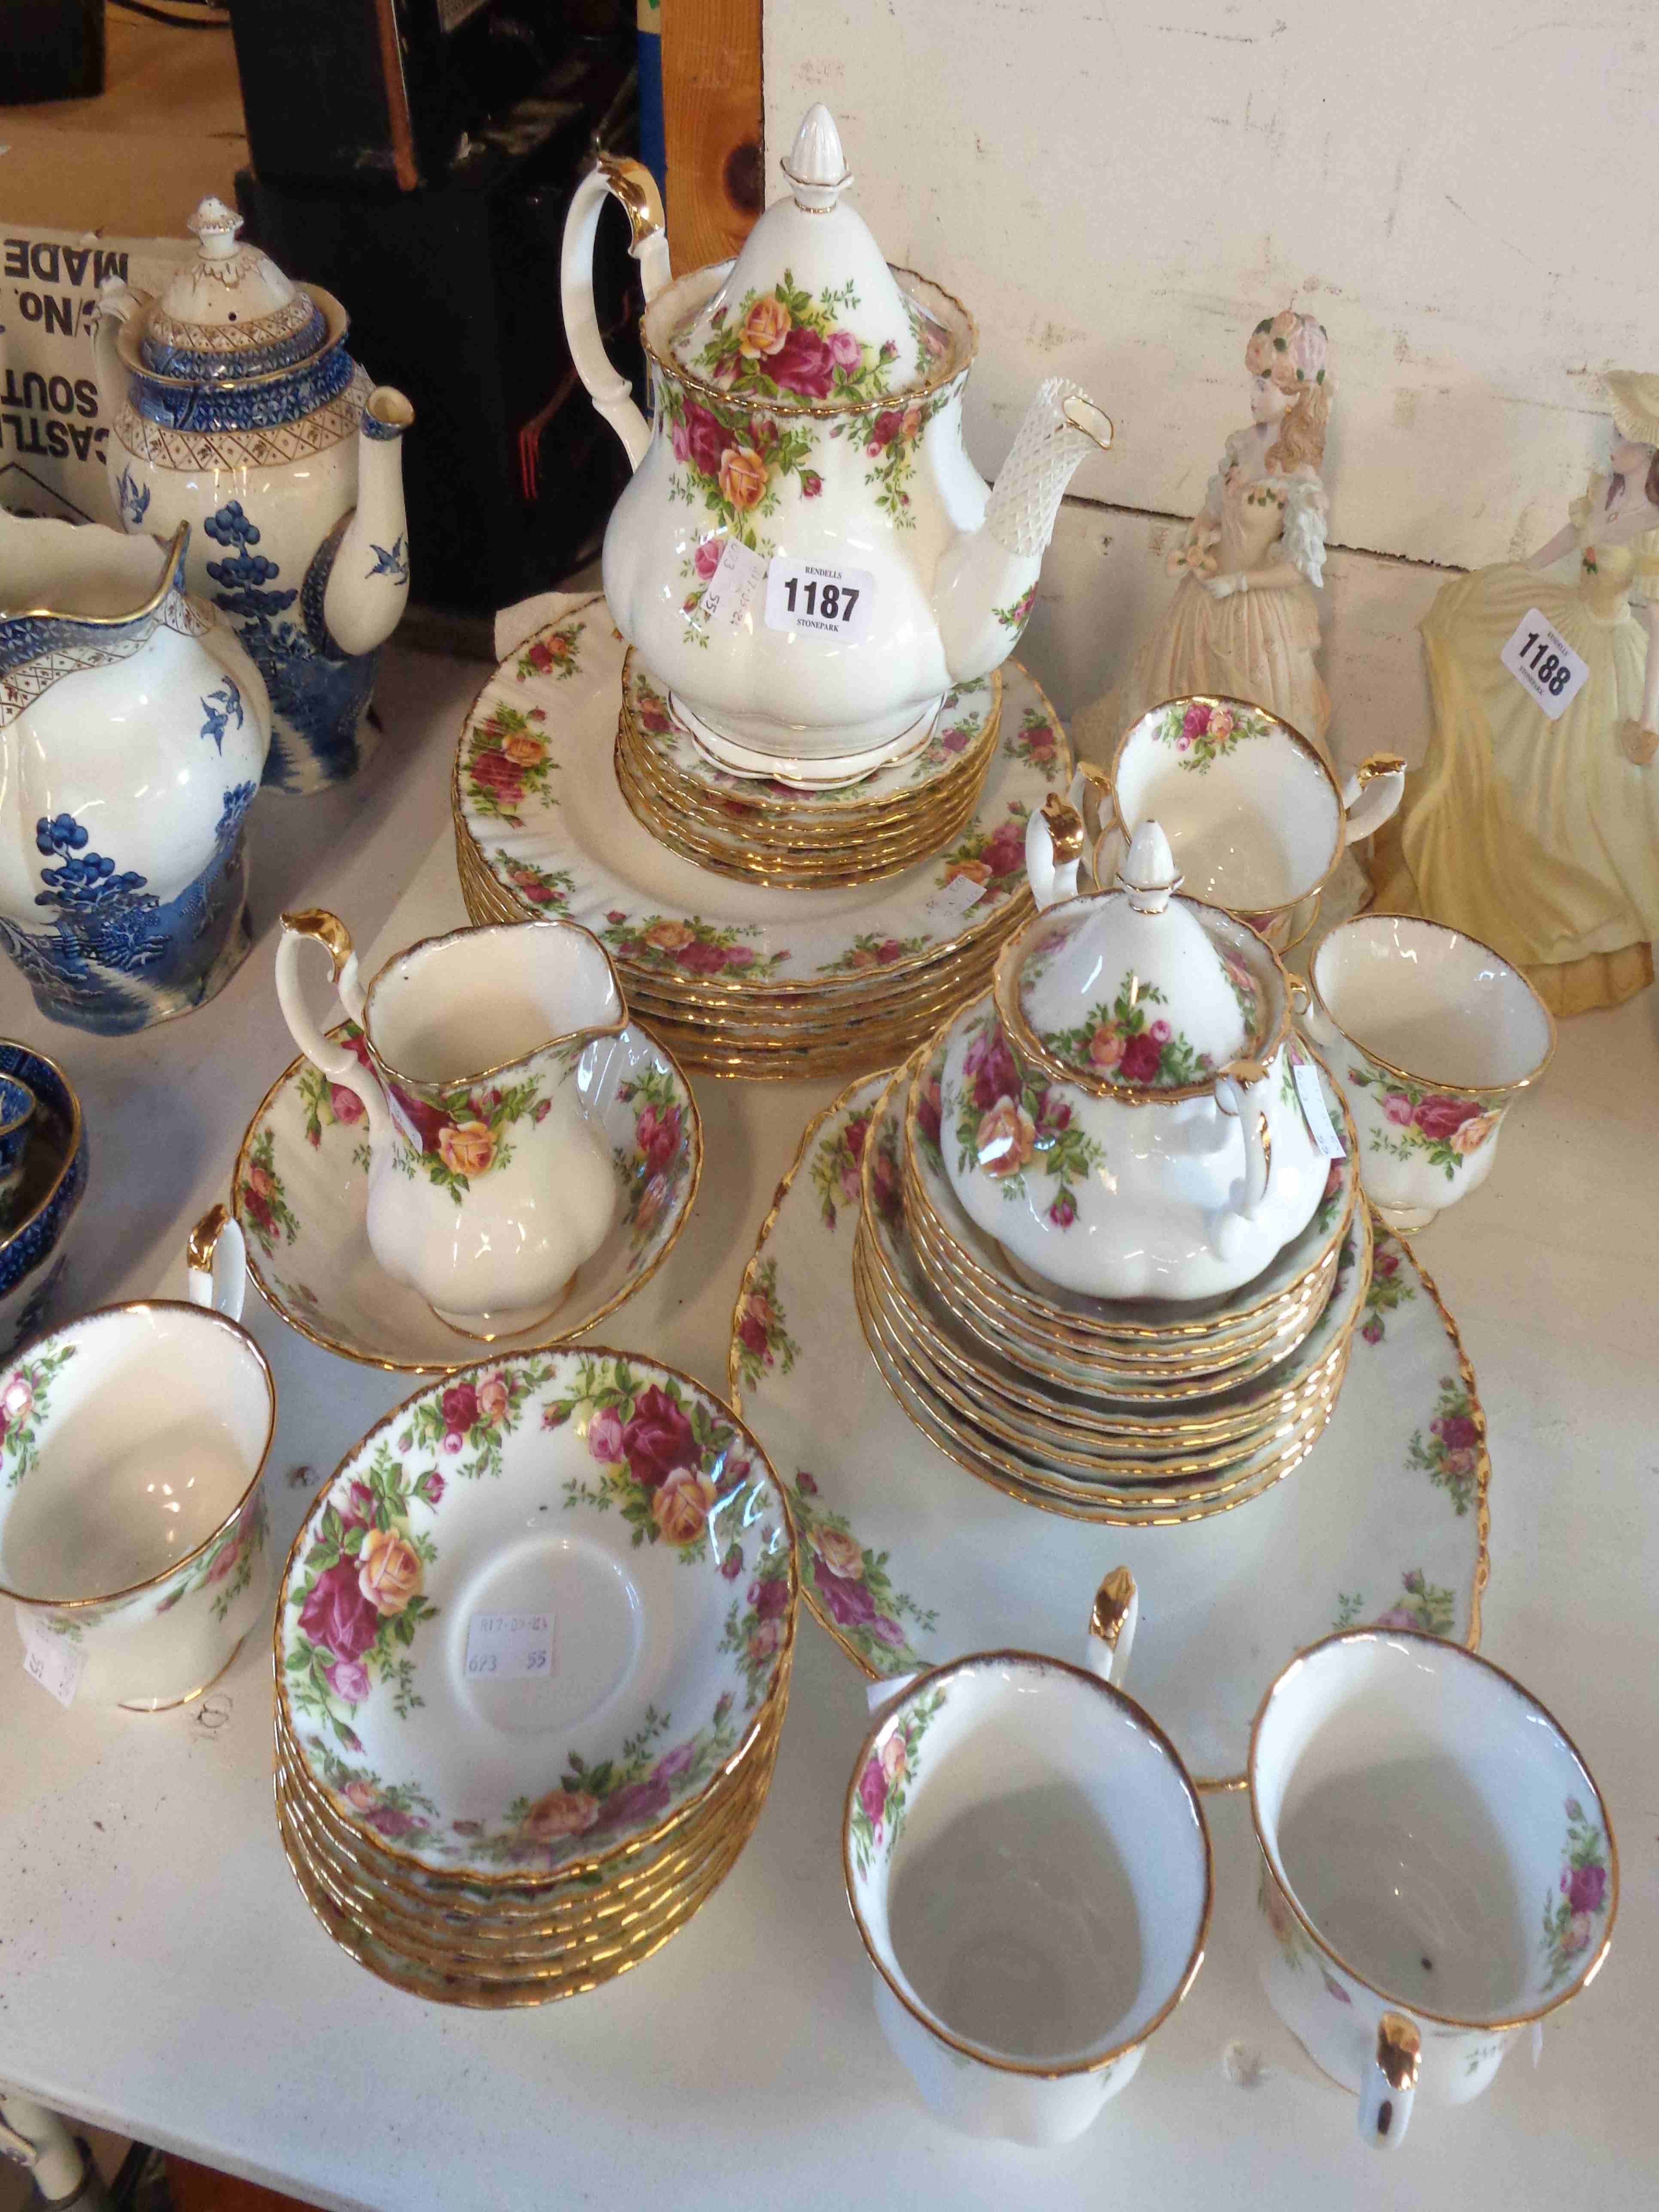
[1368,374,1659,1016]
[93,198,413,797]
[1079,307,1334,766]
[0,511,271,1033]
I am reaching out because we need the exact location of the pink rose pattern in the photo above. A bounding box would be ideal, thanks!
[1406,1376,1483,1516]
[949,1012,1105,1223]
[786,1476,934,1674]
[1151,696,1274,771]
[1346,1062,1505,1182]
[847,1683,947,1879]
[1541,1797,1611,1989]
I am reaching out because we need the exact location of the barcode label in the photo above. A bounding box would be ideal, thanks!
[1292,1058,1347,1160]
[21,1616,83,1708]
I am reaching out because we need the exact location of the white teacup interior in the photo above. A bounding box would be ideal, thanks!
[1254,1636,1609,2022]
[367,924,624,1085]
[1112,705,1341,909]
[0,1306,272,1602]
[1313,916,1553,1091]
[860,1661,1207,2069]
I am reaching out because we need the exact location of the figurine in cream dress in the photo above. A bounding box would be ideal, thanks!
[1077,308,1335,765]
[1370,374,1659,1015]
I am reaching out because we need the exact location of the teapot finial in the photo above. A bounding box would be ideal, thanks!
[1117,820,1182,915]
[187,196,243,262]
[781,104,852,211]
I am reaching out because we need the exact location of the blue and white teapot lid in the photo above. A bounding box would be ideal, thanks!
[124,198,346,387]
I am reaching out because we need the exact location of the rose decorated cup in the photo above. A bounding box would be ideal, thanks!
[1249,1629,1616,2150]
[843,1572,1213,2146]
[0,1205,276,1711]
[1085,697,1405,951]
[1301,914,1554,1232]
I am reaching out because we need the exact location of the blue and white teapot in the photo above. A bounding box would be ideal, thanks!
[92,197,413,796]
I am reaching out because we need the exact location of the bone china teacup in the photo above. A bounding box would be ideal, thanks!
[1088,696,1405,951]
[276,912,627,1339]
[1249,1630,1616,2151]
[842,1574,1212,2146]
[1301,913,1554,1232]
[0,1205,276,1711]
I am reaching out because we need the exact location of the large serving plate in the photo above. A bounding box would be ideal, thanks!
[729,1076,1490,1790]
[276,1347,796,1879]
[453,597,1070,1000]
[234,1021,699,1373]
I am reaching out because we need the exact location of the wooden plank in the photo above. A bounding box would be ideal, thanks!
[661,0,764,275]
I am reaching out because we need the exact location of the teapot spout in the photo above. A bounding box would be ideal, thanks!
[316,387,414,660]
[934,377,1112,683]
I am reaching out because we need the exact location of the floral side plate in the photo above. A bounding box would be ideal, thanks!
[729,1076,1490,1790]
[455,598,1070,992]
[234,1022,700,1372]
[276,1346,795,1878]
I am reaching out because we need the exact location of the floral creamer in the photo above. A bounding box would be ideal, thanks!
[275,912,626,1338]
[562,106,1112,781]
[0,510,270,1034]
[93,198,412,796]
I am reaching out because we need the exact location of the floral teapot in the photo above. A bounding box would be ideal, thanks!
[562,106,1114,785]
[942,806,1327,1299]
[92,198,413,797]
[275,912,627,1339]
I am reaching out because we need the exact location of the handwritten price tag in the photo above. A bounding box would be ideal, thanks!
[1291,1057,1347,1161]
[921,873,988,931]
[700,538,768,631]
[1500,609,1589,723]
[765,558,877,643]
[464,1611,553,1683]
[21,1616,84,1708]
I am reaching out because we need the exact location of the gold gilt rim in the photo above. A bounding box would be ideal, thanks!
[1106,692,1347,912]
[1308,914,1558,1099]
[642,261,981,421]
[842,1650,1212,2080]
[0,1038,85,1272]
[1245,1628,1614,2028]
[2,520,189,630]
[230,1019,703,1376]
[273,1347,797,1884]
[901,1011,1359,1340]
[991,889,1296,1107]
[620,945,1005,1044]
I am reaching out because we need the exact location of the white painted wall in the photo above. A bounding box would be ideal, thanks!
[763,0,1658,571]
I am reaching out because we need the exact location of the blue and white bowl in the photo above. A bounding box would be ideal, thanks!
[0,1042,87,1356]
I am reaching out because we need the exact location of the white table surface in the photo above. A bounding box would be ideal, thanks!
[0,643,1654,2210]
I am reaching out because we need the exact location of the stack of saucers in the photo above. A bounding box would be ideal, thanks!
[273,1346,796,2005]
[614,656,1003,889]
[848,1024,1371,1525]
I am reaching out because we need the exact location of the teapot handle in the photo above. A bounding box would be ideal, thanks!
[561,154,672,472]
[1024,793,1088,912]
[275,910,391,1148]
[1341,754,1407,845]
[1213,1067,1272,1220]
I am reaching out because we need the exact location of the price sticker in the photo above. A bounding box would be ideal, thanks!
[765,558,877,644]
[921,872,988,931]
[1291,1056,1347,1161]
[464,1610,553,1683]
[21,1616,84,1709]
[1500,609,1589,722]
[699,538,768,631]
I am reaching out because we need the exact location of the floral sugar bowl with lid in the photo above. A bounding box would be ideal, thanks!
[93,197,413,796]
[562,106,1114,783]
[941,809,1328,1299]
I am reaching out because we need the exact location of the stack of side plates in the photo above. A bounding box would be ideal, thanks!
[453,599,1073,1081]
[273,1346,796,2005]
[847,1018,1371,1525]
[614,655,1003,889]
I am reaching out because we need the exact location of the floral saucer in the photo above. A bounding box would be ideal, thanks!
[729,1075,1490,1789]
[276,1346,795,1881]
[234,1021,699,1372]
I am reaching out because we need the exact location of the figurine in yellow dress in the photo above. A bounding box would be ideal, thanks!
[1077,306,1335,764]
[1370,374,1659,1015]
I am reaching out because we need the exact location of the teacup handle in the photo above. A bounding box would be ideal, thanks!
[275,910,391,1146]
[1024,793,1088,911]
[1357,2012,1420,2150]
[186,1203,246,1322]
[1341,754,1407,845]
[1084,1566,1138,1684]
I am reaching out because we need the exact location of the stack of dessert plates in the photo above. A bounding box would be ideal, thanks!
[847,1014,1370,1524]
[453,598,1072,1080]
[614,653,1003,888]
[273,1346,796,2006]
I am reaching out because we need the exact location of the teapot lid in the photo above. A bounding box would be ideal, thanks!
[666,106,950,404]
[129,198,343,386]
[994,821,1282,1100]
